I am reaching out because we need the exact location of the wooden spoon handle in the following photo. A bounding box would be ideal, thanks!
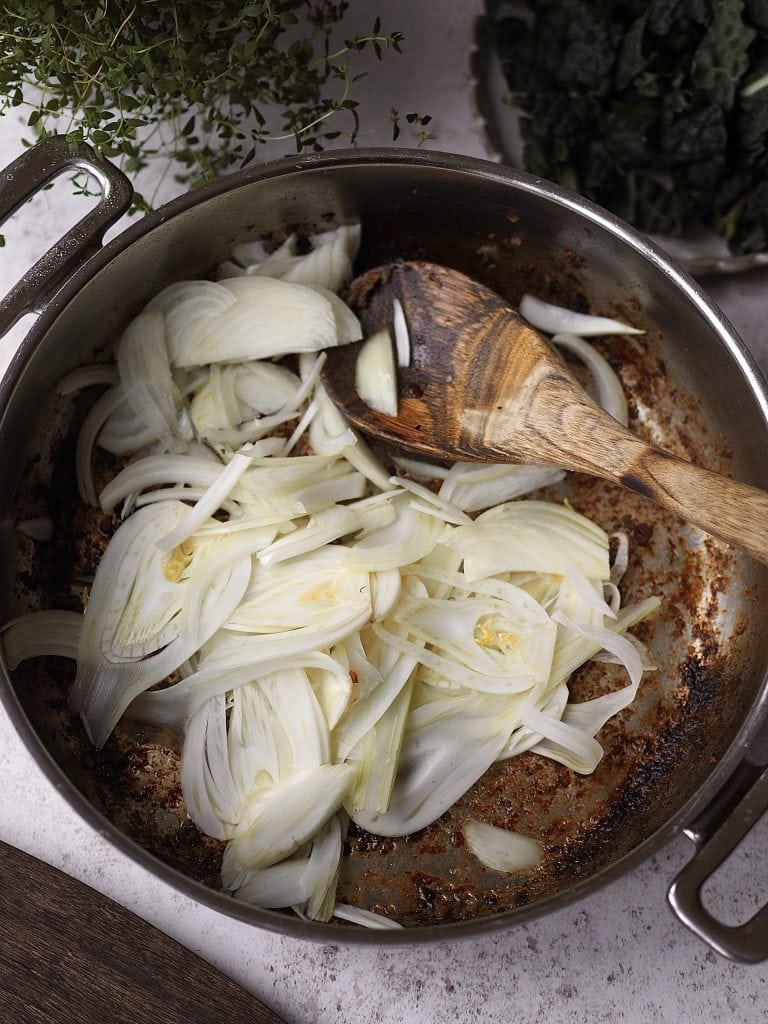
[494,368,768,564]
[616,445,768,563]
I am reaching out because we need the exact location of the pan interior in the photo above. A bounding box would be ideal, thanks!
[2,157,767,929]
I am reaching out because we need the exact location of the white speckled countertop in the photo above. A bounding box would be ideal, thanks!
[2,3,768,1021]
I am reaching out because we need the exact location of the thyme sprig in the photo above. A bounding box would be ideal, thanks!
[0,1,431,212]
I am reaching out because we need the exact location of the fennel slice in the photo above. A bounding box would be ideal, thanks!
[463,819,543,873]
[355,327,398,417]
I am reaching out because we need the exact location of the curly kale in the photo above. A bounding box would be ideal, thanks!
[492,0,768,254]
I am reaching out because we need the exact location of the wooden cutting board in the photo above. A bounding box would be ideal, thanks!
[0,840,284,1023]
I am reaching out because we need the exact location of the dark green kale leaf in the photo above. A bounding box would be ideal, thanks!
[646,0,709,36]
[660,106,728,166]
[616,12,650,89]
[691,0,755,107]
[491,0,768,255]
[725,179,768,252]
[745,0,768,31]
[738,64,768,157]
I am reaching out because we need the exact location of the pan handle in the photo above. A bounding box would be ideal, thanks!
[668,758,768,963]
[0,135,133,340]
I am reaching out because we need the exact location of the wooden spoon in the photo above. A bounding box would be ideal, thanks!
[0,840,283,1023]
[322,260,768,565]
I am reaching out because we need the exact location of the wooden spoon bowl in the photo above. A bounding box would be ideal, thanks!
[322,260,768,565]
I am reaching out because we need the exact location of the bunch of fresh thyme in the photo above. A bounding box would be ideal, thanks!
[0,0,430,211]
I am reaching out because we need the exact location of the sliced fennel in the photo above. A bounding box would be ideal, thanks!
[225,223,361,296]
[333,903,403,929]
[350,689,526,837]
[221,763,355,889]
[234,860,310,909]
[392,297,411,368]
[168,277,360,368]
[463,820,543,873]
[520,294,644,337]
[355,327,398,416]
[117,309,190,453]
[3,223,663,930]
[447,500,611,582]
[551,332,629,427]
[2,610,82,667]
[300,813,346,922]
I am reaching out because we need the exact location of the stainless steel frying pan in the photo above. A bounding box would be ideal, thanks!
[1,137,768,958]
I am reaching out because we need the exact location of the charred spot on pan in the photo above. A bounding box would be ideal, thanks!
[416,836,449,857]
[469,753,575,815]
[73,728,133,805]
[409,873,500,923]
[548,734,673,879]
[104,730,225,884]
[548,654,732,887]
[501,261,589,314]
[417,878,437,910]
[476,243,499,271]
[679,653,721,709]
[21,424,123,609]
[618,515,653,548]
[13,657,72,709]
[137,818,225,887]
